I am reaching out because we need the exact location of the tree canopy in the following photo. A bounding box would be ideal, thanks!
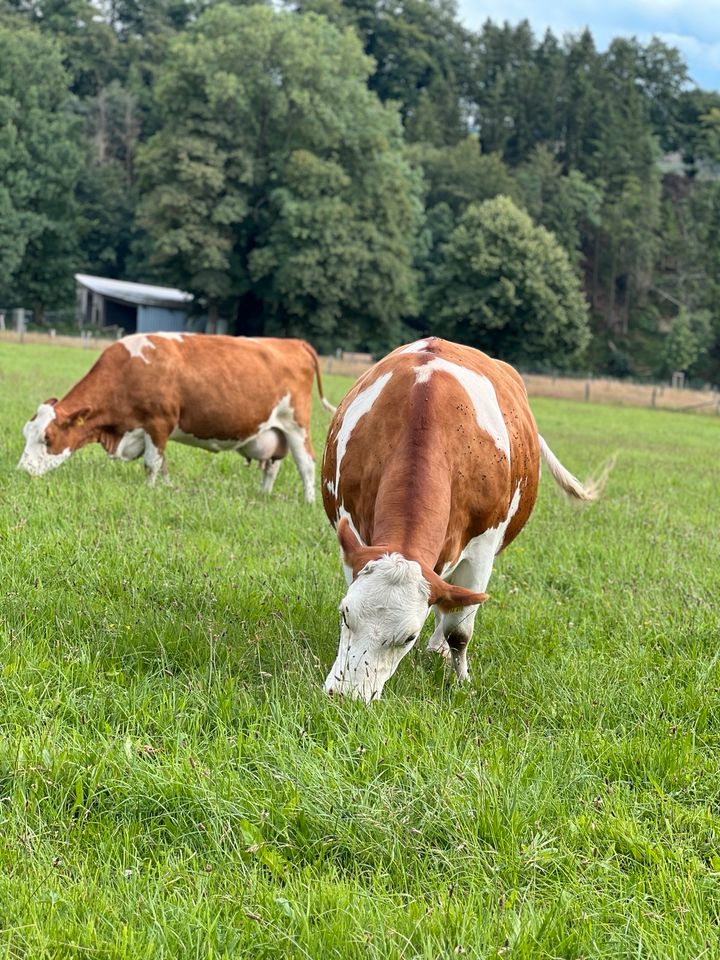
[427,196,590,368]
[2,0,720,382]
[137,4,421,349]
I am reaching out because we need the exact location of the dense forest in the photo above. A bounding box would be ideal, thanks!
[2,0,720,382]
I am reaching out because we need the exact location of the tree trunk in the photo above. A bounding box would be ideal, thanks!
[591,230,601,309]
[207,299,218,335]
[606,244,617,331]
[34,302,45,327]
[234,291,265,337]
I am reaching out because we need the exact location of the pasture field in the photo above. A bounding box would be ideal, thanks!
[0,341,719,959]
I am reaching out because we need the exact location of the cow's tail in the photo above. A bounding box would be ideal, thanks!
[539,435,613,502]
[302,342,336,414]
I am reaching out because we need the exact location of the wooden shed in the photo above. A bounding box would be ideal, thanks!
[75,273,194,335]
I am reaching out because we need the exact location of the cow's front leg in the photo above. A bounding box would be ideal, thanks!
[439,605,481,683]
[430,554,495,683]
[143,430,168,485]
[426,608,450,659]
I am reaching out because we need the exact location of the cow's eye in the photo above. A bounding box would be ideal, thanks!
[403,634,416,646]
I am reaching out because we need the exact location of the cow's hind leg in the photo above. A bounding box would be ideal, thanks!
[284,426,315,503]
[260,458,282,494]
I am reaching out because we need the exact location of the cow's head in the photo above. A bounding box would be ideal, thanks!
[18,400,91,476]
[325,518,488,702]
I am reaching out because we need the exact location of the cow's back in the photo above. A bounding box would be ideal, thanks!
[96,334,316,440]
[322,337,540,568]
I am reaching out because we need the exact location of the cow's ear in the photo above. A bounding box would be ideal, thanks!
[425,569,488,612]
[60,406,91,428]
[44,398,58,407]
[337,516,362,565]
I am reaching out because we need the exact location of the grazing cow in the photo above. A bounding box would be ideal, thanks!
[19,333,334,501]
[321,337,601,701]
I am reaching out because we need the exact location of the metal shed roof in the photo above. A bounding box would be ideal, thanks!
[75,274,193,309]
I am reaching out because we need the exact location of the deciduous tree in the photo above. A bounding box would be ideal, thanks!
[138,4,422,349]
[427,195,590,368]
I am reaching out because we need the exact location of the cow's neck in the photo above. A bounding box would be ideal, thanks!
[370,457,451,572]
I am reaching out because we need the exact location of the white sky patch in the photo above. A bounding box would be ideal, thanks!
[457,0,720,90]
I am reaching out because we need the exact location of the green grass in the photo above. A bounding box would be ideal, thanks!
[1,340,720,958]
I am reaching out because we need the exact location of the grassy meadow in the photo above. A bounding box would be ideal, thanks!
[0,340,719,958]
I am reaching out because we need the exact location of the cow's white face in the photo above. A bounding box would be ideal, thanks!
[324,554,431,702]
[18,403,72,476]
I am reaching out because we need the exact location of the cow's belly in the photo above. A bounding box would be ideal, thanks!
[169,426,287,460]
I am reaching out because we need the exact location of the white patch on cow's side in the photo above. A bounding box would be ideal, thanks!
[428,484,522,680]
[325,553,432,703]
[171,394,313,500]
[334,372,392,492]
[18,404,71,476]
[413,357,510,458]
[398,339,430,354]
[112,428,147,461]
[120,331,186,364]
[441,483,522,582]
[325,479,336,498]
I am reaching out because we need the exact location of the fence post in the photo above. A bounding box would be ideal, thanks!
[584,381,590,402]
[13,308,25,343]
[651,388,657,408]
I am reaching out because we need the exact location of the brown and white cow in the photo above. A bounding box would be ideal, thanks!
[19,333,334,501]
[321,337,601,701]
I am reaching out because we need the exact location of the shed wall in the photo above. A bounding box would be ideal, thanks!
[137,306,187,333]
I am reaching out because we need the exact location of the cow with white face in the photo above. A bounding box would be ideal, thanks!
[321,337,601,702]
[19,333,334,501]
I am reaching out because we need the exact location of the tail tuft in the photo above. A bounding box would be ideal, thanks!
[321,396,337,414]
[539,435,614,502]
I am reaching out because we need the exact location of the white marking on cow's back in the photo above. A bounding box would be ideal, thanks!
[414,356,509,457]
[334,372,392,491]
[120,331,187,364]
[398,339,430,354]
[325,479,336,498]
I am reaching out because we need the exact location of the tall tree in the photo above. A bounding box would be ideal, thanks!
[295,0,472,145]
[427,195,590,368]
[0,20,84,319]
[137,3,422,349]
[514,146,602,262]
